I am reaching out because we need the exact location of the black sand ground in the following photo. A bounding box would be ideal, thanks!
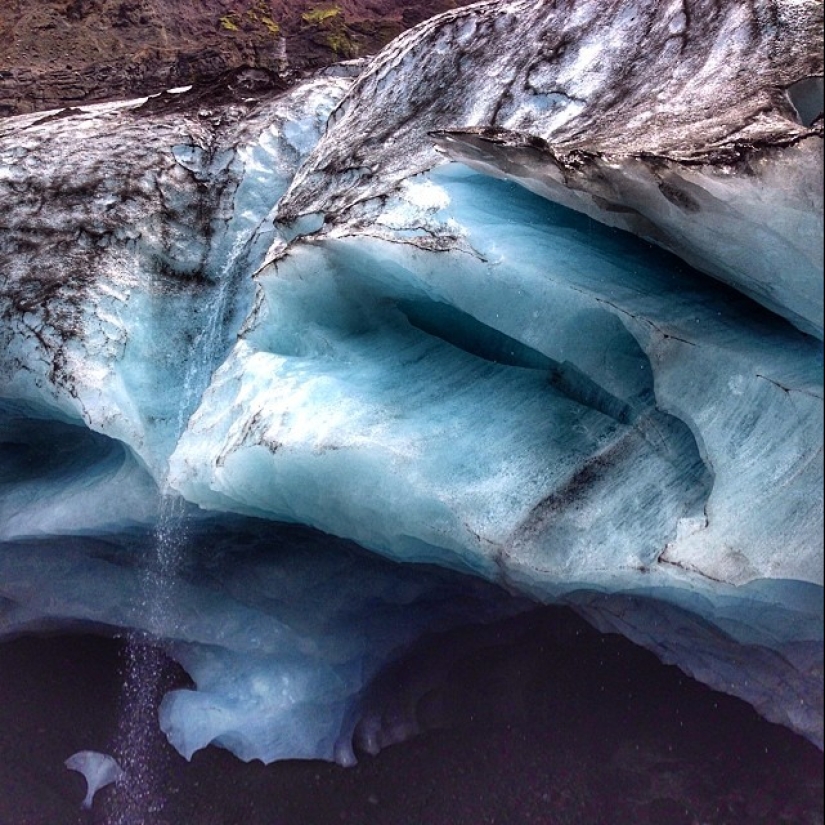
[0,607,822,825]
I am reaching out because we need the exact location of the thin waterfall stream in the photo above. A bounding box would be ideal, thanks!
[112,497,189,823]
[102,122,313,818]
[110,231,247,824]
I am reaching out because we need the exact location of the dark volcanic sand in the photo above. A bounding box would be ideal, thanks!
[0,607,822,825]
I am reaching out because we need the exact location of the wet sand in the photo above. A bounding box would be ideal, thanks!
[0,607,821,825]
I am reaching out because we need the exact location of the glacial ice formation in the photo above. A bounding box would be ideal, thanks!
[0,72,353,478]
[0,0,823,764]
[65,750,124,810]
[0,504,522,764]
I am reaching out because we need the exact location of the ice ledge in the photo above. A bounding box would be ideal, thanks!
[431,127,824,338]
[277,0,824,336]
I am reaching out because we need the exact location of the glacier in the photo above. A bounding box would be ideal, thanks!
[0,0,823,769]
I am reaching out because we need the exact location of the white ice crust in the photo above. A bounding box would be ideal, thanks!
[65,750,124,809]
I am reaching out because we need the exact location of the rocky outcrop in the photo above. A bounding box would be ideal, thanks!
[0,0,473,117]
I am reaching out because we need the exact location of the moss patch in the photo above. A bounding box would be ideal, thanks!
[301,6,341,25]
[300,4,360,57]
[326,30,355,55]
[260,15,280,35]
[219,15,239,32]
[219,6,280,38]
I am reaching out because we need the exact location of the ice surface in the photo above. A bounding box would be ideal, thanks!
[278,0,823,337]
[0,74,352,477]
[432,130,824,338]
[0,399,159,540]
[164,164,822,746]
[172,166,822,590]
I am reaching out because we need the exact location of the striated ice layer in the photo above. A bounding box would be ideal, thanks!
[169,165,823,745]
[432,129,824,339]
[173,166,822,589]
[0,399,159,540]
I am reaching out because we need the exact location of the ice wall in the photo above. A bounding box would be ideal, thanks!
[170,165,824,745]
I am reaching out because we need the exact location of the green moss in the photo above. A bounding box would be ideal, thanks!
[348,18,402,48]
[219,7,279,37]
[302,6,341,25]
[260,15,281,35]
[301,4,356,55]
[326,30,356,56]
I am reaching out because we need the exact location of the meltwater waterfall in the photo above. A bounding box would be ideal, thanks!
[113,499,188,822]
[111,234,245,823]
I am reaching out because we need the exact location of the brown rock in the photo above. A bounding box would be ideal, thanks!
[0,0,474,116]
